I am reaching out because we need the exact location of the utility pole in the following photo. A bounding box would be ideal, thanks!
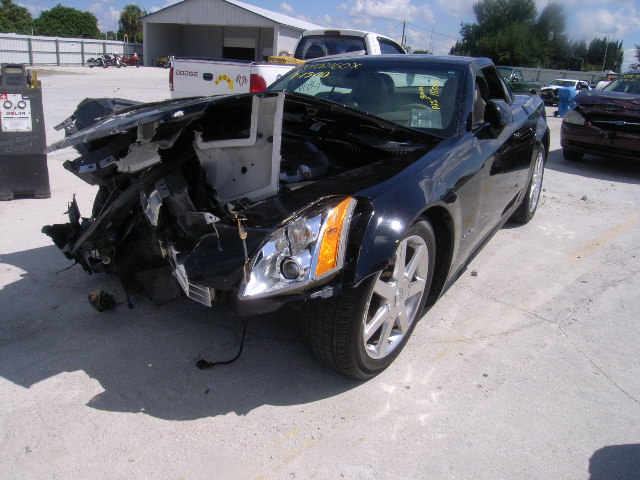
[401,21,406,49]
[430,22,435,54]
[602,35,609,71]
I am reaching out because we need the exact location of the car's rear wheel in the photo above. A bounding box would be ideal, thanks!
[304,221,435,379]
[563,148,583,161]
[510,148,545,224]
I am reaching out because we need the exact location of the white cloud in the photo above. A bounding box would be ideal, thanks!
[435,0,473,19]
[570,5,640,39]
[277,3,334,28]
[17,3,42,17]
[345,0,434,23]
[90,2,120,32]
[280,2,294,14]
[149,1,180,14]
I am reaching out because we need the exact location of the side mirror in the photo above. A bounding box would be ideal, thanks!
[485,99,513,126]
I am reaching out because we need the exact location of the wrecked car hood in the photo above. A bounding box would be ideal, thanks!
[48,92,435,154]
[43,91,437,309]
[574,90,640,111]
[47,96,216,152]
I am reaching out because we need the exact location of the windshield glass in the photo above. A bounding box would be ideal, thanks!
[548,80,576,87]
[603,73,640,94]
[267,60,464,136]
[496,68,512,78]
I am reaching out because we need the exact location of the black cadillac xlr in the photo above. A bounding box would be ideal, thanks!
[44,55,549,378]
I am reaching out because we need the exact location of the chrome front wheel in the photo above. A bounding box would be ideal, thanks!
[304,221,436,379]
[363,234,430,360]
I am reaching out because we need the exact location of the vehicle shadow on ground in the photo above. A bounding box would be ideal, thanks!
[0,245,360,421]
[546,147,640,185]
[588,444,640,480]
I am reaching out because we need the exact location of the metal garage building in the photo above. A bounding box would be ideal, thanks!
[141,0,323,66]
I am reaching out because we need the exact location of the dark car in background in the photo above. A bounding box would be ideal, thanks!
[44,55,549,378]
[561,72,640,162]
[496,66,541,94]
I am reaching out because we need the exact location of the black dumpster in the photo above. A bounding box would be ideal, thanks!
[0,64,49,200]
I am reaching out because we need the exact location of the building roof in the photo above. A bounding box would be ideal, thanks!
[141,0,324,31]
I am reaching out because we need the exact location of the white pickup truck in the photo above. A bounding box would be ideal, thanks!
[170,29,406,98]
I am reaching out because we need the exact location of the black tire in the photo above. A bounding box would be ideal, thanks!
[563,148,583,161]
[102,62,108,69]
[304,221,436,379]
[510,148,545,224]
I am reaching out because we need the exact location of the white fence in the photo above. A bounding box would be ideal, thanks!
[519,67,606,85]
[0,33,143,66]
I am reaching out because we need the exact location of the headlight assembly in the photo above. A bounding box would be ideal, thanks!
[241,197,357,299]
[563,109,586,126]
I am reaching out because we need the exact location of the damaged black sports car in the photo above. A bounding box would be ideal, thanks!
[44,55,549,378]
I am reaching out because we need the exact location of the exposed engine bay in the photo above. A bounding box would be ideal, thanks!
[44,92,432,311]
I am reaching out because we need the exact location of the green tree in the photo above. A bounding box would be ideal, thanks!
[119,4,145,43]
[412,49,431,54]
[33,5,101,38]
[450,0,575,68]
[631,44,640,70]
[450,0,537,58]
[586,37,623,71]
[0,0,33,34]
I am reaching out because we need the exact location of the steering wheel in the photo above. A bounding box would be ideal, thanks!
[401,103,430,110]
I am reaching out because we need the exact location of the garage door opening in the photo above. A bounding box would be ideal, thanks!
[224,37,255,61]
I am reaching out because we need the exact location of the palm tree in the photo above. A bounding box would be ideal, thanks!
[119,4,144,42]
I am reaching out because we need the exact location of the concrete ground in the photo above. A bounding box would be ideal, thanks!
[1,67,638,480]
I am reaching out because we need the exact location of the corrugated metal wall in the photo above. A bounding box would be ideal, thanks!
[146,0,277,27]
[0,34,143,66]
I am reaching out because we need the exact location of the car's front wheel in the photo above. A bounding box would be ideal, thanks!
[304,221,435,379]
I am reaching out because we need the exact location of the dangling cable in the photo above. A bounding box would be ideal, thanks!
[196,319,250,370]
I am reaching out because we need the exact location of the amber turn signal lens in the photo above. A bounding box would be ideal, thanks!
[315,197,354,277]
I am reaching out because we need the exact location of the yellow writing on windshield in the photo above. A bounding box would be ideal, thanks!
[295,62,363,71]
[290,71,331,79]
[419,86,440,110]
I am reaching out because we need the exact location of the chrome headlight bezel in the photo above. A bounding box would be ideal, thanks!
[240,196,357,299]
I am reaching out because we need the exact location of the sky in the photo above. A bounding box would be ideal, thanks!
[19,0,640,70]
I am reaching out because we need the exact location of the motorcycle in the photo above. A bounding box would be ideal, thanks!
[121,52,140,67]
[87,57,100,68]
[101,53,122,68]
[153,56,174,68]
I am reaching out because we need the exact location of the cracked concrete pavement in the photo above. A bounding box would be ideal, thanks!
[0,67,638,479]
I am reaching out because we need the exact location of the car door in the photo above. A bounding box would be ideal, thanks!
[471,67,536,241]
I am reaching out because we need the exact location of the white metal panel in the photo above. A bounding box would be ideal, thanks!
[0,51,30,64]
[1,36,29,51]
[32,53,57,64]
[58,42,81,53]
[275,26,302,57]
[31,39,55,52]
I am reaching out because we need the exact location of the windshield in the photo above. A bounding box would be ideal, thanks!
[603,73,640,94]
[496,68,512,78]
[548,80,576,87]
[267,60,464,136]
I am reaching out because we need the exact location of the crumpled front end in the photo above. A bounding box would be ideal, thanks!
[43,92,433,312]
